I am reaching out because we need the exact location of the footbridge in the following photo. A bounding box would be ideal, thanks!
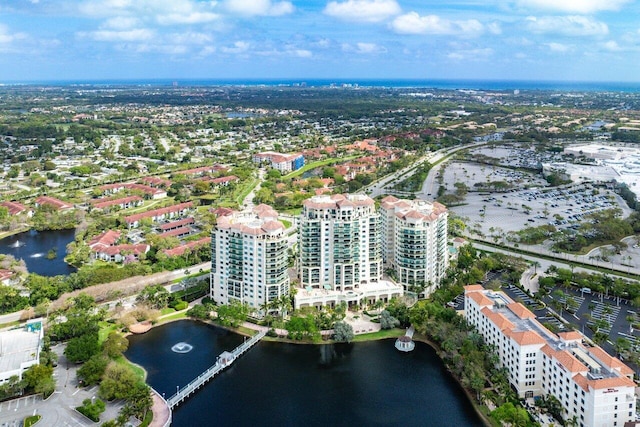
[167,329,266,409]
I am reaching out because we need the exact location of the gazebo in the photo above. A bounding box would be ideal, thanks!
[218,351,236,366]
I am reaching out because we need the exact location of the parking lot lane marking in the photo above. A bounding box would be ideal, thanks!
[72,389,81,396]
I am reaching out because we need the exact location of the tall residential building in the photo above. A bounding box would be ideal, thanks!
[210,205,289,311]
[294,194,404,310]
[379,196,449,296]
[299,194,382,292]
[465,285,636,427]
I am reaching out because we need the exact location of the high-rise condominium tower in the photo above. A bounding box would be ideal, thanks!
[211,205,289,310]
[379,196,448,296]
[299,194,382,291]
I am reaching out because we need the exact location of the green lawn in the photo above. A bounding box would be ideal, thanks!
[350,328,405,342]
[98,321,118,345]
[280,207,303,216]
[24,415,41,427]
[234,178,259,206]
[280,219,292,228]
[0,227,30,240]
[282,155,360,180]
[160,307,176,315]
[159,311,188,322]
[0,320,21,329]
[114,355,146,382]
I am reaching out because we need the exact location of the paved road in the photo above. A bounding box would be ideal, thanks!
[0,262,211,326]
[243,168,264,210]
[472,240,640,281]
[363,141,487,199]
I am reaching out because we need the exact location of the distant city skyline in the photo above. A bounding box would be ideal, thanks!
[1,0,640,82]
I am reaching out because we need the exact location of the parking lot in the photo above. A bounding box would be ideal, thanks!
[452,181,631,237]
[0,344,125,427]
[541,285,639,356]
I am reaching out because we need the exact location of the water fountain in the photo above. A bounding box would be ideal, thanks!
[9,240,22,248]
[171,342,194,353]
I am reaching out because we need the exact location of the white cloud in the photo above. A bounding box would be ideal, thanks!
[546,42,572,52]
[314,38,331,49]
[0,24,27,45]
[81,28,156,42]
[526,15,608,36]
[156,12,219,25]
[447,47,493,61]
[129,43,189,54]
[102,17,140,30]
[291,49,312,57]
[601,40,622,51]
[516,0,630,14]
[79,0,220,24]
[198,46,217,56]
[391,12,484,37]
[324,0,401,23]
[169,32,212,45]
[487,22,502,35]
[224,0,293,16]
[342,42,386,54]
[221,40,250,54]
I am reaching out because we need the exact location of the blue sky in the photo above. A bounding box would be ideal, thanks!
[1,0,640,82]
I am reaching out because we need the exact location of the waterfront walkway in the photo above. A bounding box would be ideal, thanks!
[149,389,172,427]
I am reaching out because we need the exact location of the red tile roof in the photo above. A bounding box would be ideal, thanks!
[160,227,193,238]
[88,230,121,248]
[92,243,149,256]
[159,217,195,231]
[35,196,73,210]
[124,202,193,224]
[91,195,143,210]
[162,237,211,257]
[140,176,172,187]
[211,175,238,185]
[1,201,28,216]
[0,269,14,281]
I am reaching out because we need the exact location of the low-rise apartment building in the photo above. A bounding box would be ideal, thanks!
[252,152,304,173]
[464,285,636,427]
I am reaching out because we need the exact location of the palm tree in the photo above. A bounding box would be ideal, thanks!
[259,301,270,318]
[532,261,541,275]
[565,415,579,427]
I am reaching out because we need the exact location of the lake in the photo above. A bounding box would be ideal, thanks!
[125,321,484,427]
[0,229,77,276]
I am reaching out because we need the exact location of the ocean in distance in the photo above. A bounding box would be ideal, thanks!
[6,78,640,92]
[125,320,484,427]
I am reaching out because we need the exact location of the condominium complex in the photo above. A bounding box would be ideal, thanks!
[252,151,305,173]
[295,194,403,309]
[210,205,289,310]
[465,285,636,427]
[380,196,449,296]
[299,194,382,291]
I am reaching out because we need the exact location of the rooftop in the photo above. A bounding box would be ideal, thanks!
[0,320,43,376]
[467,287,634,387]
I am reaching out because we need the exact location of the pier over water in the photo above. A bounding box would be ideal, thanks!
[167,330,266,409]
